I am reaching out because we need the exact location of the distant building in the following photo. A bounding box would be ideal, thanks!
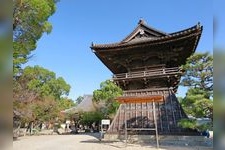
[62,95,96,113]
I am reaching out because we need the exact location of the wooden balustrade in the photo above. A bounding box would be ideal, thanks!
[113,67,182,80]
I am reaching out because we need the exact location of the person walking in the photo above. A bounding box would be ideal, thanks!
[26,121,33,135]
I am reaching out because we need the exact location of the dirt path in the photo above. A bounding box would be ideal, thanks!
[13,134,211,150]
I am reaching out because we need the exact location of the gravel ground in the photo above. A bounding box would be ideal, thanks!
[13,134,212,150]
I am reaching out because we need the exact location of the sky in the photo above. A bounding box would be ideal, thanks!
[26,0,213,100]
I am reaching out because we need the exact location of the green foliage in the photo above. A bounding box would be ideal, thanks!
[180,52,213,97]
[58,97,76,110]
[14,96,74,123]
[64,112,76,121]
[180,88,213,119]
[75,96,84,104]
[32,96,60,122]
[178,119,212,131]
[13,96,60,123]
[93,80,122,116]
[13,100,34,123]
[178,119,197,130]
[14,65,70,100]
[13,66,71,123]
[80,111,104,126]
[93,80,122,102]
[13,0,58,74]
[179,52,213,131]
[12,0,69,124]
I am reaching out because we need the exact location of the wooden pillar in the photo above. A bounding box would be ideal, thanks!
[163,91,170,131]
[125,103,127,146]
[169,89,176,125]
[118,105,120,131]
[158,102,163,132]
[141,102,143,128]
[135,103,137,126]
[153,101,159,149]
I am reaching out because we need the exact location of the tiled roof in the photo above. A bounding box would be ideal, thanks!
[62,95,96,113]
[91,22,202,50]
[121,19,167,43]
[90,20,203,74]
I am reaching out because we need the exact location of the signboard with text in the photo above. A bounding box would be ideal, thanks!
[101,119,110,125]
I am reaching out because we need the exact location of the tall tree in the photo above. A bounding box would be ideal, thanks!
[93,80,122,117]
[13,0,58,74]
[13,66,71,123]
[14,65,71,101]
[180,52,213,97]
[31,96,60,122]
[179,52,213,131]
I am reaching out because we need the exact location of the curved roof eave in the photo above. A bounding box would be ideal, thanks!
[91,24,202,51]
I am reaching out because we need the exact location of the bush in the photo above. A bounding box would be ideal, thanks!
[178,118,212,131]
[80,111,103,127]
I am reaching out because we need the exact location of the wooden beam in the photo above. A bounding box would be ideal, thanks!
[126,128,156,131]
[116,95,163,104]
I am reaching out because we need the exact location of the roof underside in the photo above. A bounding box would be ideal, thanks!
[91,20,203,74]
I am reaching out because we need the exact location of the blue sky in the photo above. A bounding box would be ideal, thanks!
[26,0,213,100]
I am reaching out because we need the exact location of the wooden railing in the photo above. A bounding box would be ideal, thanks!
[113,67,182,80]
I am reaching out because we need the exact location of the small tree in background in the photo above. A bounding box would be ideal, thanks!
[79,111,104,131]
[178,52,213,131]
[93,80,123,118]
[75,96,84,104]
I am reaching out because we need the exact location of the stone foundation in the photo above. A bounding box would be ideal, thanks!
[103,134,213,148]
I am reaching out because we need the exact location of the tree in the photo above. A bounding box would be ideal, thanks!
[58,97,76,110]
[181,88,213,119]
[93,80,123,117]
[179,52,213,131]
[75,96,84,105]
[180,52,213,97]
[31,96,60,122]
[14,65,71,101]
[12,0,64,129]
[13,0,58,74]
[13,66,71,123]
[80,111,104,128]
